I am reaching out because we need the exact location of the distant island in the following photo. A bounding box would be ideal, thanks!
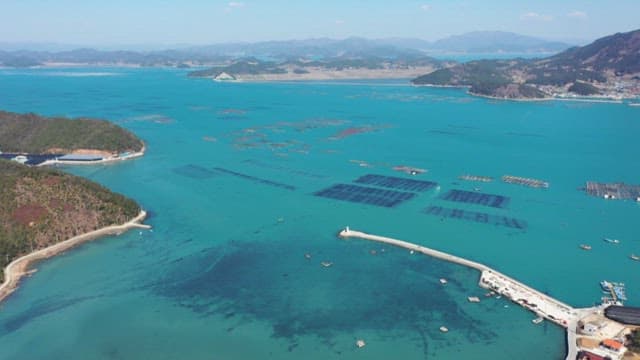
[0,112,148,302]
[412,29,640,100]
[0,111,145,164]
[188,56,445,81]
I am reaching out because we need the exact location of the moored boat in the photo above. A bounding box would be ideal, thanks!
[580,244,592,250]
[532,317,544,324]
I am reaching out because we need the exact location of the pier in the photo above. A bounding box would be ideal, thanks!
[337,227,621,360]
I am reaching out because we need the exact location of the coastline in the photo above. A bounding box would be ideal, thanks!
[0,210,150,304]
[205,66,439,82]
[37,145,145,167]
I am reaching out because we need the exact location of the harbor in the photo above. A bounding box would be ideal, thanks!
[338,227,637,360]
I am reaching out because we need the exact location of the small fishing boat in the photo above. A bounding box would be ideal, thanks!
[356,339,366,348]
[580,244,592,250]
[439,326,449,333]
[320,261,333,268]
[630,254,640,261]
[532,317,544,324]
[603,238,620,244]
[439,278,448,285]
[304,253,312,260]
[467,296,480,303]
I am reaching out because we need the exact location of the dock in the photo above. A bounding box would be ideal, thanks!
[337,227,618,360]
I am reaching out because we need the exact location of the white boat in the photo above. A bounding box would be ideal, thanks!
[580,244,592,250]
[467,296,480,303]
[603,238,620,244]
[439,326,449,333]
[439,278,448,285]
[532,317,544,324]
[630,254,640,261]
[355,339,366,348]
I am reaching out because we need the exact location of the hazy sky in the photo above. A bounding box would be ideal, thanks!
[1,0,639,47]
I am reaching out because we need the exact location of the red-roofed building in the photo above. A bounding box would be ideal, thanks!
[600,338,624,352]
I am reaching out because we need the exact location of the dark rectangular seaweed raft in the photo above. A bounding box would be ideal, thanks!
[440,189,510,208]
[314,183,415,208]
[354,174,437,192]
[213,167,296,190]
[173,164,218,179]
[423,206,527,229]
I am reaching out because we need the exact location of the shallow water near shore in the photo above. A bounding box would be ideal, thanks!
[0,67,639,359]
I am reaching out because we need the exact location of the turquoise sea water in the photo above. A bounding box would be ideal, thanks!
[0,68,639,359]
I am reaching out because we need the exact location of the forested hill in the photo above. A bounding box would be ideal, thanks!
[0,111,144,154]
[0,160,140,280]
[411,29,640,99]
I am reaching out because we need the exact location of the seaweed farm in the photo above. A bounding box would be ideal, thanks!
[213,167,296,190]
[423,206,527,229]
[173,164,219,179]
[459,174,494,182]
[584,182,640,201]
[242,159,327,179]
[502,175,549,189]
[314,183,415,208]
[354,174,438,192]
[441,189,510,208]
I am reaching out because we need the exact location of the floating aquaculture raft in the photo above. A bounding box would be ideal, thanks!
[502,175,549,188]
[584,182,640,200]
[423,206,527,229]
[213,167,296,190]
[354,174,437,192]
[314,183,415,208]
[440,189,510,208]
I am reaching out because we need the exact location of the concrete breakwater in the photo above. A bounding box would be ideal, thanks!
[337,227,596,360]
[338,228,577,326]
[338,227,622,360]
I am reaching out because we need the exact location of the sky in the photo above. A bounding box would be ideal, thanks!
[1,0,639,48]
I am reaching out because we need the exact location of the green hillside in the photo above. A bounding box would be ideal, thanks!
[0,111,144,154]
[0,160,140,280]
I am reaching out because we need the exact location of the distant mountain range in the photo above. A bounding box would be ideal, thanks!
[412,29,640,99]
[0,31,573,68]
[427,31,570,54]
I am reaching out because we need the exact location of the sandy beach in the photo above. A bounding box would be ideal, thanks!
[0,210,149,304]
